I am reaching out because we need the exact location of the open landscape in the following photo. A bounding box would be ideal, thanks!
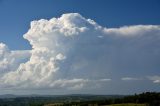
[0,92,159,106]
[104,104,146,106]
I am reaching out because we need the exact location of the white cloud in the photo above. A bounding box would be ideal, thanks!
[104,25,160,37]
[49,78,111,90]
[0,13,160,92]
[0,43,30,74]
[147,76,160,84]
[121,77,141,81]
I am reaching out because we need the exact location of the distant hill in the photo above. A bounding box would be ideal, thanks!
[0,94,125,99]
[0,94,16,98]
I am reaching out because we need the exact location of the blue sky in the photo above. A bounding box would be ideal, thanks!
[0,0,160,50]
[0,0,160,95]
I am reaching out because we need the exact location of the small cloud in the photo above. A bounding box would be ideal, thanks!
[56,53,66,60]
[121,77,140,81]
[99,78,111,82]
[147,76,160,84]
[97,36,103,38]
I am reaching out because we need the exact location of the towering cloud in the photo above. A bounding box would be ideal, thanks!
[0,13,160,93]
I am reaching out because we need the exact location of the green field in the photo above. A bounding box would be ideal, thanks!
[105,103,146,106]
[44,103,147,106]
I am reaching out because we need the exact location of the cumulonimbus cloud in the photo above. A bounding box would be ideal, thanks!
[0,13,160,91]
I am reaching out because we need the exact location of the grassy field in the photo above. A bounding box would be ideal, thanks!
[45,103,147,106]
[105,103,147,106]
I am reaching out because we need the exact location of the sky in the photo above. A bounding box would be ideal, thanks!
[0,0,160,95]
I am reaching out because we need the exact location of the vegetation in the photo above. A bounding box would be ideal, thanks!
[105,103,146,106]
[0,92,159,106]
